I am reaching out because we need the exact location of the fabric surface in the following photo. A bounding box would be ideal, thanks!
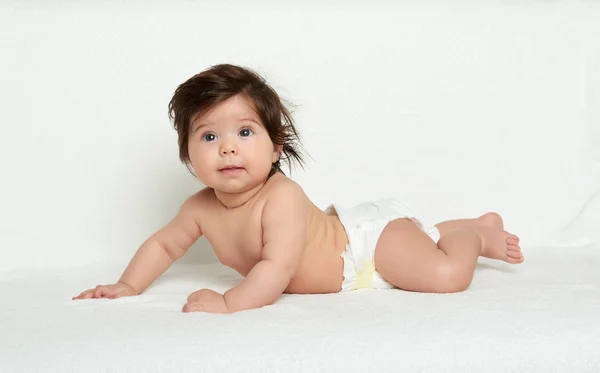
[1,244,599,373]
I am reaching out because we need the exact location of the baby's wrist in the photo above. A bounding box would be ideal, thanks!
[117,281,138,295]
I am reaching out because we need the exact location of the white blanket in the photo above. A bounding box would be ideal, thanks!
[1,244,599,373]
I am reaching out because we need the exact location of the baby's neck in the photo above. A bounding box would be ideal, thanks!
[212,183,265,209]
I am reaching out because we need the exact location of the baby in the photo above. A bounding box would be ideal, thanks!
[73,64,524,313]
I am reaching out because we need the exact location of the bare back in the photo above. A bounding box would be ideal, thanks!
[194,173,348,294]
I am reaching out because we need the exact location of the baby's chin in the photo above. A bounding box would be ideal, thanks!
[210,178,267,194]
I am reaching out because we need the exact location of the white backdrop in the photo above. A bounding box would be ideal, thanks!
[1,0,599,272]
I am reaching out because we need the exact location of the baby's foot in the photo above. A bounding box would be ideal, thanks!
[478,226,524,264]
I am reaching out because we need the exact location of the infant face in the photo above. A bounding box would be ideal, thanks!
[187,94,280,194]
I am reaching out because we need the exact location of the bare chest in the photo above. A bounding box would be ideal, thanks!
[201,206,264,275]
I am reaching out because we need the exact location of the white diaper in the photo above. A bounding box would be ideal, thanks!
[325,198,441,292]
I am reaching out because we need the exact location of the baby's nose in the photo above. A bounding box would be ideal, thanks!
[221,143,237,155]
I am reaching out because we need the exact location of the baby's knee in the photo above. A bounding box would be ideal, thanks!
[431,263,472,293]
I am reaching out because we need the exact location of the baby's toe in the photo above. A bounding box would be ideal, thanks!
[507,237,520,246]
[505,256,524,264]
[506,248,522,259]
[507,243,521,251]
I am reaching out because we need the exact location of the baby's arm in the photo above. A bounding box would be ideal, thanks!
[73,193,203,299]
[118,195,202,294]
[224,183,307,313]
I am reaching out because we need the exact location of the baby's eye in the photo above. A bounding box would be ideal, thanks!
[239,128,254,137]
[203,133,217,142]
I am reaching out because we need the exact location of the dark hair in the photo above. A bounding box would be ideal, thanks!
[168,63,305,178]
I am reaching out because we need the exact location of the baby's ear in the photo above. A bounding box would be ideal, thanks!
[273,144,283,161]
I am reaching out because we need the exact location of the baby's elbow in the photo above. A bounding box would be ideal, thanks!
[165,243,189,261]
[153,234,187,261]
[277,258,301,282]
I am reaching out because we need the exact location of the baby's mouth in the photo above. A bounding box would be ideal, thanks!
[219,166,245,175]
[220,166,244,171]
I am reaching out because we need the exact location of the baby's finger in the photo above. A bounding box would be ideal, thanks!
[81,290,94,299]
[73,289,92,300]
[98,287,116,299]
[183,302,204,313]
[105,290,120,299]
[83,291,95,299]
[92,285,106,298]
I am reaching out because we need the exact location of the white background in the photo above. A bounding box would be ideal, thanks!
[1,0,599,272]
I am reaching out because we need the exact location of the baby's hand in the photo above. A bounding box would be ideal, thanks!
[72,282,137,300]
[183,289,228,314]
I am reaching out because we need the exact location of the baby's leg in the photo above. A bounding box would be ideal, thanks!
[374,218,523,293]
[435,212,505,239]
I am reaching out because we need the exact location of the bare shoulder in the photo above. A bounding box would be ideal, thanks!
[178,187,217,224]
[263,174,310,210]
[261,175,311,227]
[152,187,215,258]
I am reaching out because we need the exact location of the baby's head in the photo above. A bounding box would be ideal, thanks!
[168,64,304,190]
